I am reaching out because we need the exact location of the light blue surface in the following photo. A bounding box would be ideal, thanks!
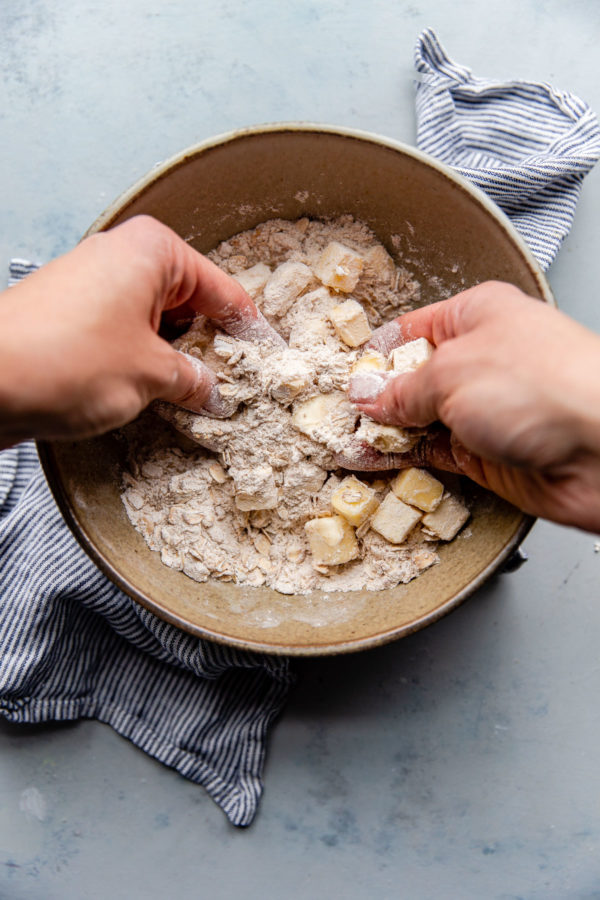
[2,2,600,898]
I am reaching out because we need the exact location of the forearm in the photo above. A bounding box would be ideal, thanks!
[0,286,51,447]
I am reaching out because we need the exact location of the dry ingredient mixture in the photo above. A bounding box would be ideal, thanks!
[121,216,469,595]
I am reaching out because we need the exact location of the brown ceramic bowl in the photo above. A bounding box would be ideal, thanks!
[38,124,553,656]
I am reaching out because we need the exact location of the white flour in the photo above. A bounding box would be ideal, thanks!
[121,216,443,594]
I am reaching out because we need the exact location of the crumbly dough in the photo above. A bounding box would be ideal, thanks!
[121,216,448,595]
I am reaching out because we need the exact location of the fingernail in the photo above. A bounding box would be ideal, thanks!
[230,310,286,348]
[178,351,238,418]
[348,372,388,404]
[202,383,239,418]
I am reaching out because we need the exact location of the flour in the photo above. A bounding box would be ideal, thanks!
[121,216,446,595]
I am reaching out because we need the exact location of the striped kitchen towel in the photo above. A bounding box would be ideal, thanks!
[414,29,600,270]
[1,431,292,827]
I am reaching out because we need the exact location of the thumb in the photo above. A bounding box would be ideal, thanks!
[158,350,239,417]
[348,364,441,428]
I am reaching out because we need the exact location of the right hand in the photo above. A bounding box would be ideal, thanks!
[348,282,600,533]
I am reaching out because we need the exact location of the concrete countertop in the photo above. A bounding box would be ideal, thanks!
[1,2,599,898]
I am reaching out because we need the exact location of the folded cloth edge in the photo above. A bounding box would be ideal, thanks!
[0,674,290,827]
[413,27,600,270]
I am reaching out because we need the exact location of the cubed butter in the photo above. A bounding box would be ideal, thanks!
[390,337,434,373]
[262,261,313,317]
[305,515,359,566]
[422,493,470,541]
[355,417,417,454]
[268,354,312,401]
[331,475,380,527]
[292,391,347,438]
[289,314,331,348]
[363,244,396,283]
[315,241,364,293]
[351,350,389,375]
[232,263,271,299]
[370,492,422,544]
[328,299,372,347]
[391,467,444,513]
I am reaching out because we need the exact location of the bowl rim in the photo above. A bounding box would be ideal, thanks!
[40,122,550,655]
[85,121,555,308]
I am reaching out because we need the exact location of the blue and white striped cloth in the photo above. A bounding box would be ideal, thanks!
[415,29,600,270]
[1,31,599,828]
[0,439,292,828]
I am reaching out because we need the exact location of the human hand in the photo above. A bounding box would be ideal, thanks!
[0,215,282,448]
[347,282,600,533]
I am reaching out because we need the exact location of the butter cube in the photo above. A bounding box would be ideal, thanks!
[363,244,396,284]
[292,391,347,438]
[268,353,312,401]
[390,338,434,373]
[305,515,359,566]
[232,465,278,511]
[356,417,417,454]
[391,467,444,513]
[262,261,313,317]
[232,263,271,299]
[288,313,331,349]
[331,475,380,527]
[370,492,422,544]
[328,299,372,348]
[315,242,364,293]
[351,350,389,375]
[422,493,470,541]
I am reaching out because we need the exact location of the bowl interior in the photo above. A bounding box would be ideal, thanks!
[40,127,546,655]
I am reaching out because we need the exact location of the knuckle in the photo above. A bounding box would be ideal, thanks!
[89,385,143,432]
[124,214,165,239]
[118,216,174,265]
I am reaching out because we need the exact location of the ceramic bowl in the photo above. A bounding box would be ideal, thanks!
[38,124,553,655]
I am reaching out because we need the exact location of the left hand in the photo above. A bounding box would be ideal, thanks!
[0,215,281,448]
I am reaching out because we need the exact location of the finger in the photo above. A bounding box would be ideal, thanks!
[153,401,221,451]
[367,285,494,356]
[158,350,239,417]
[334,440,397,471]
[104,217,285,347]
[161,226,285,347]
[335,428,460,474]
[227,307,287,347]
[349,366,441,428]
[368,314,420,356]
[367,301,446,355]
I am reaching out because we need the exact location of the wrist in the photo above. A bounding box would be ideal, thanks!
[0,287,59,445]
[559,349,600,460]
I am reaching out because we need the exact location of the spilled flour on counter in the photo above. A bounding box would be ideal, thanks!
[121,216,463,595]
